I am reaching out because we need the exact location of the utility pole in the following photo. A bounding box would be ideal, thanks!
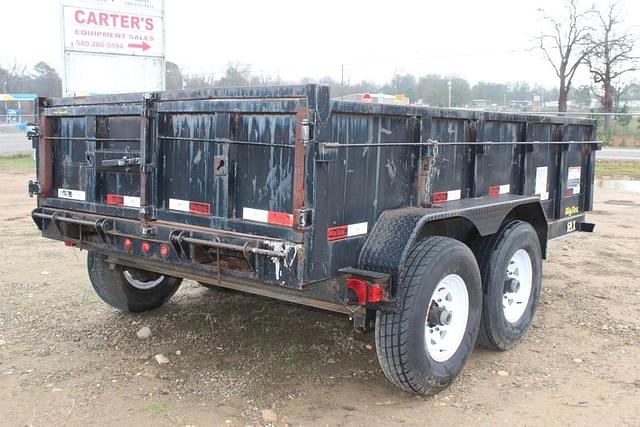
[341,64,344,100]
[447,79,452,108]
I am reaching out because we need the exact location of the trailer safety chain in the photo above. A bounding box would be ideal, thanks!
[285,245,298,268]
[242,240,258,272]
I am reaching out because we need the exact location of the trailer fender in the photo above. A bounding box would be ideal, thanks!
[358,195,547,299]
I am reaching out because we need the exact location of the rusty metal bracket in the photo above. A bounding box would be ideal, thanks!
[169,229,188,258]
[31,208,110,243]
[292,108,309,230]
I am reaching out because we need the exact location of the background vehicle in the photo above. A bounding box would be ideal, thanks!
[29,84,598,394]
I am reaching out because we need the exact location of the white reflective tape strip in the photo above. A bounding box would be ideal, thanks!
[347,222,368,237]
[243,207,269,223]
[57,188,86,201]
[123,196,140,208]
[499,184,510,194]
[567,166,581,194]
[169,198,190,212]
[447,189,461,201]
[535,166,548,196]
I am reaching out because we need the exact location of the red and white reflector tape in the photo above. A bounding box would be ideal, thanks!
[242,207,294,227]
[327,222,368,241]
[433,189,461,204]
[106,194,141,208]
[488,184,510,197]
[169,198,211,215]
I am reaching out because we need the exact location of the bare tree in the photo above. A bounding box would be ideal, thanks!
[586,2,639,131]
[537,0,594,112]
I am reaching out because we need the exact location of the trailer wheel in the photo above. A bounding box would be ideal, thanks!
[476,220,542,351]
[87,252,182,312]
[375,237,482,395]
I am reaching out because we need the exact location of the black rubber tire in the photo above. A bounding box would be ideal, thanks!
[87,251,182,312]
[375,236,482,395]
[476,220,542,351]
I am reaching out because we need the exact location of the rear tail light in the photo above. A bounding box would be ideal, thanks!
[123,238,133,252]
[141,241,151,254]
[346,278,386,305]
[346,278,367,305]
[160,244,170,257]
[64,241,75,247]
[367,284,384,303]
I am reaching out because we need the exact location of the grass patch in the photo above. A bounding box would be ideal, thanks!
[596,160,640,179]
[0,154,35,172]
[148,402,169,415]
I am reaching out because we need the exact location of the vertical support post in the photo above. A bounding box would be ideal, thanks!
[84,116,97,203]
[416,115,430,206]
[37,97,54,197]
[518,122,528,195]
[227,112,240,219]
[554,143,569,220]
[469,119,482,197]
[139,92,157,233]
[293,107,309,230]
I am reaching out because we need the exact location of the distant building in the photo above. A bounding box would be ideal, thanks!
[471,99,491,110]
[509,100,532,111]
[341,93,410,105]
[0,94,37,130]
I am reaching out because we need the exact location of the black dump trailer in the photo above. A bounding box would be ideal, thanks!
[29,85,598,395]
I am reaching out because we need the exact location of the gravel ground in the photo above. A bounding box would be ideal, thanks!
[0,170,639,426]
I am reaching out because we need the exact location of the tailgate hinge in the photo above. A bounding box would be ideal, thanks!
[28,180,41,197]
[295,208,313,230]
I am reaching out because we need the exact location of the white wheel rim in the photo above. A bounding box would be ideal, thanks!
[425,274,469,363]
[503,249,533,323]
[123,270,165,290]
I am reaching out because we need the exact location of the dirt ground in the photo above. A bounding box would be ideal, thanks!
[1,170,639,427]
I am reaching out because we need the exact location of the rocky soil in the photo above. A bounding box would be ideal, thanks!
[0,171,638,426]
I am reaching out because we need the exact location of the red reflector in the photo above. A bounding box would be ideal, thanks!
[106,194,124,206]
[367,284,384,303]
[123,238,133,252]
[160,244,170,257]
[433,191,447,204]
[64,241,74,247]
[141,241,151,254]
[189,201,211,215]
[565,188,574,196]
[346,278,368,305]
[327,225,348,241]
[488,185,500,197]
[268,211,294,227]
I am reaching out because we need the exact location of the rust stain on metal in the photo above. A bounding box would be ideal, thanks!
[293,108,308,228]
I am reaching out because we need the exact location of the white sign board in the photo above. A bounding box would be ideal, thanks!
[61,0,165,95]
[64,52,164,94]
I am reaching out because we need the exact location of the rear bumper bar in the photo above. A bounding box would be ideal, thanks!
[31,207,303,288]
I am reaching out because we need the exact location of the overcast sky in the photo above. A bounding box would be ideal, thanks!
[1,0,638,88]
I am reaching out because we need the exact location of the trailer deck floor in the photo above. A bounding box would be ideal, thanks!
[1,169,638,426]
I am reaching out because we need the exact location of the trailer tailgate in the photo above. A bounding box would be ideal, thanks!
[38,91,309,239]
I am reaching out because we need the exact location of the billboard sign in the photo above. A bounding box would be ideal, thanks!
[61,0,165,95]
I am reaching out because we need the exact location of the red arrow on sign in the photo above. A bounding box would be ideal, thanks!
[127,41,151,51]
